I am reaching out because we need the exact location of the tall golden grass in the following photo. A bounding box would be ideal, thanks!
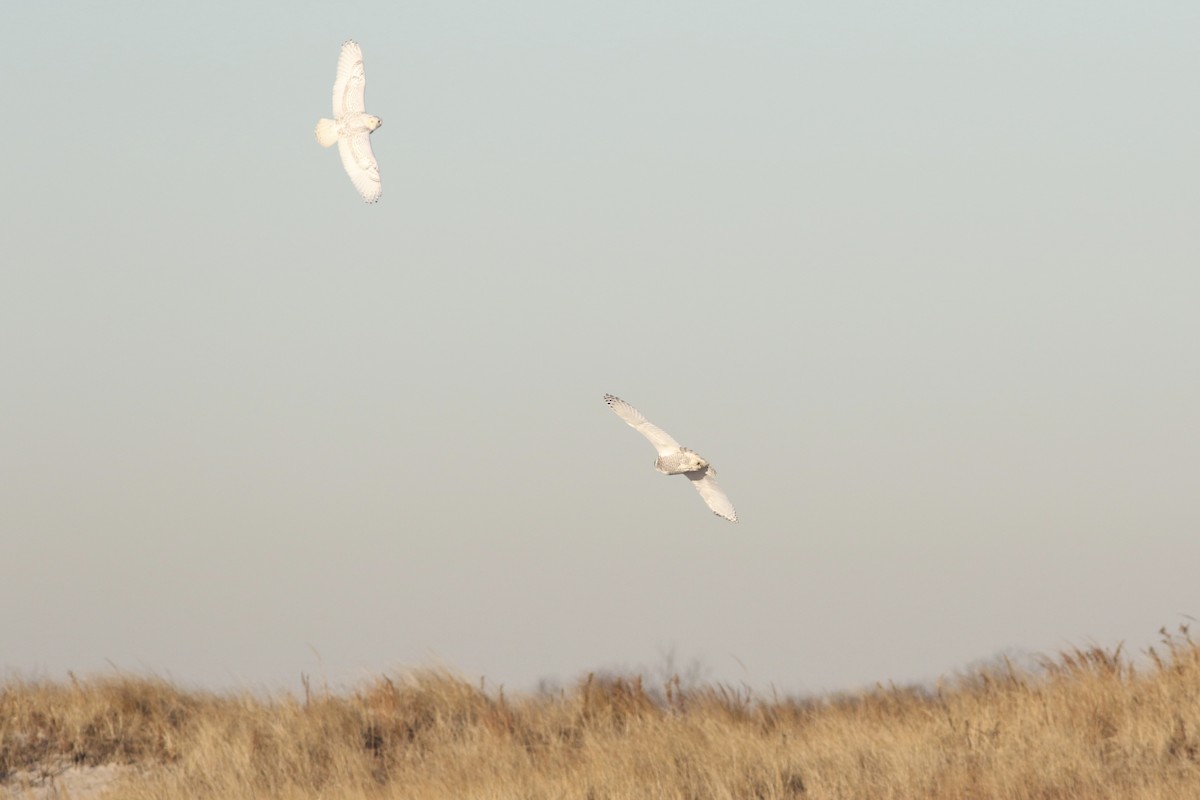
[3,627,1199,799]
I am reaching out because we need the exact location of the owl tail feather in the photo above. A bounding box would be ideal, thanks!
[314,119,339,148]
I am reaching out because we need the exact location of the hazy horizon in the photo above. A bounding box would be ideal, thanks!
[2,1,1198,696]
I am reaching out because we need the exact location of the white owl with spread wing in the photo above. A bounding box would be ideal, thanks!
[604,394,738,522]
[315,41,382,203]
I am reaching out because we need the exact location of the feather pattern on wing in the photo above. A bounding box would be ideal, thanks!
[332,41,367,116]
[604,394,681,457]
[686,467,738,522]
[337,132,382,203]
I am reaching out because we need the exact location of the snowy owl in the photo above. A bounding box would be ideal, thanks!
[604,394,738,522]
[315,40,382,203]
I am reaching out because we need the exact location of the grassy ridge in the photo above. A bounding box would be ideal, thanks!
[3,628,1200,799]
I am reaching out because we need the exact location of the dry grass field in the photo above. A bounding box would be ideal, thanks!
[3,627,1199,799]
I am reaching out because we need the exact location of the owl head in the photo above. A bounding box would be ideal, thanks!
[366,116,382,132]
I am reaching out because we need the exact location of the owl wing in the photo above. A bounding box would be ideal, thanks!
[332,40,367,116]
[687,466,737,522]
[337,133,382,203]
[604,394,681,457]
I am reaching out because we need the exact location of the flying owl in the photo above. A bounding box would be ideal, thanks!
[604,394,738,522]
[315,41,382,203]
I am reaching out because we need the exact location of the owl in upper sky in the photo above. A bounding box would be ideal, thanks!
[315,41,382,203]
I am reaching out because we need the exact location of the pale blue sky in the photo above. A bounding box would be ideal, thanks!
[2,1,1198,694]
